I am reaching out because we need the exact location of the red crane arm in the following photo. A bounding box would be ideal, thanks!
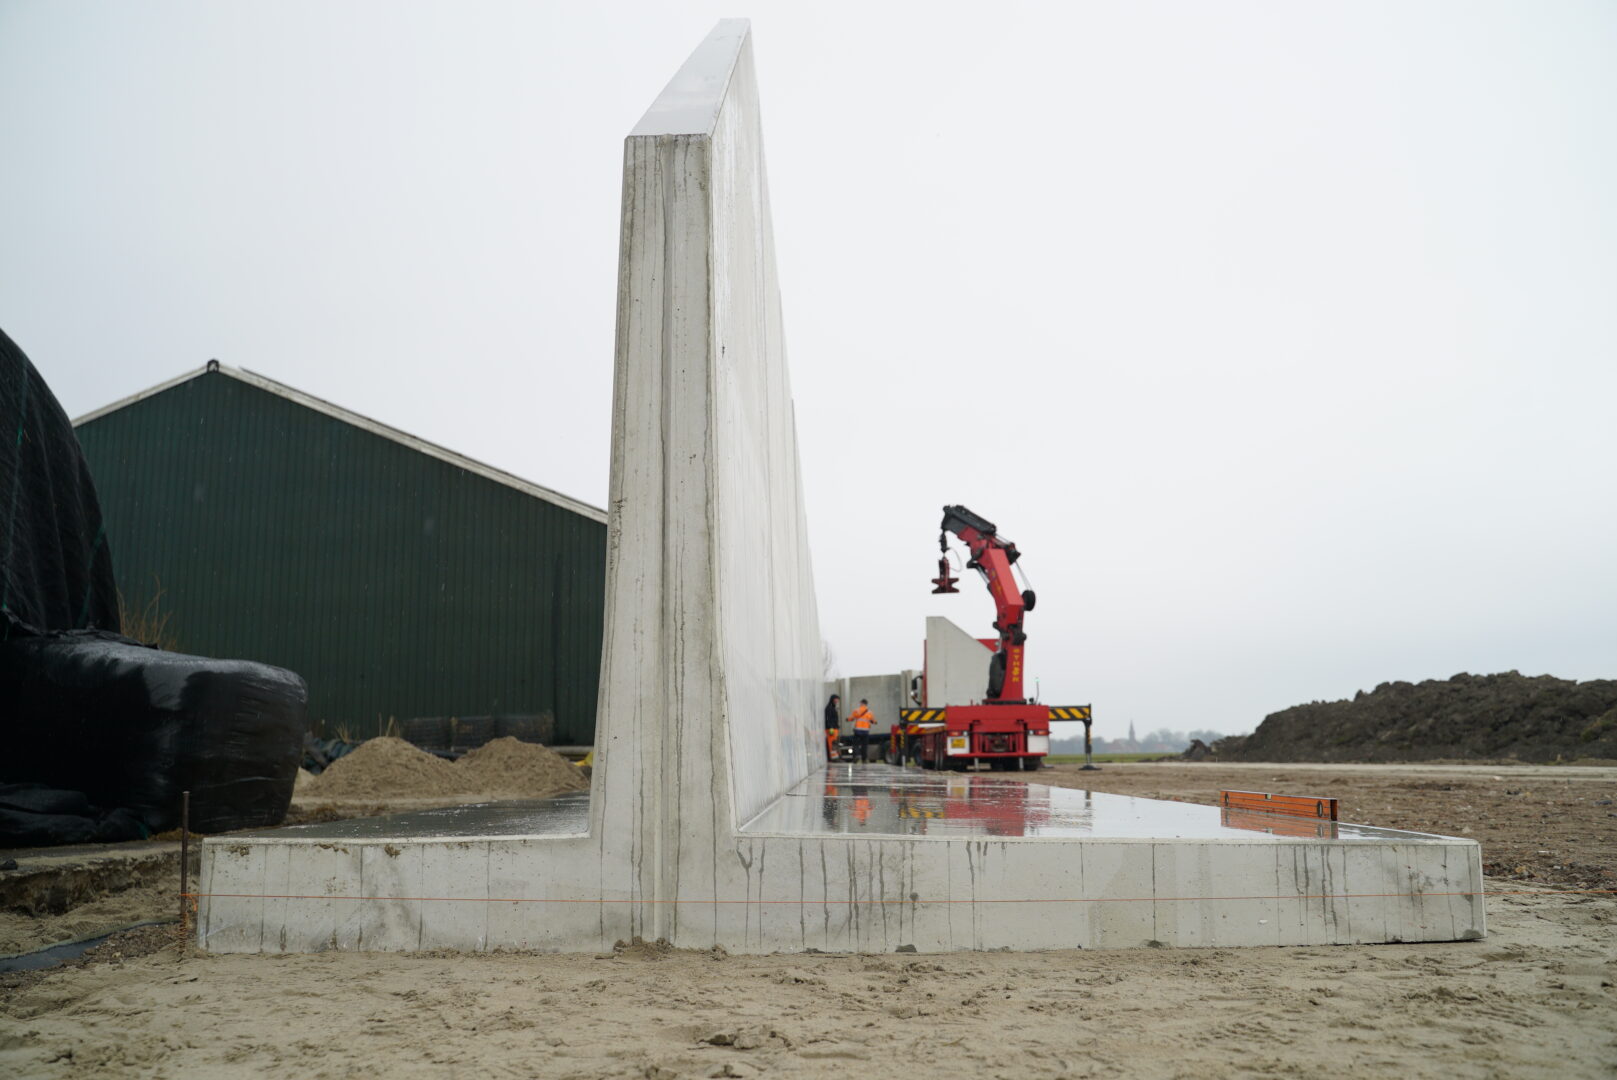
[935,505,1032,703]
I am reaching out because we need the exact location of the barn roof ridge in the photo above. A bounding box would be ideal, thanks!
[72,363,608,524]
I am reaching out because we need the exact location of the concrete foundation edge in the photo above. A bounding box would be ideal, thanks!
[197,826,1483,953]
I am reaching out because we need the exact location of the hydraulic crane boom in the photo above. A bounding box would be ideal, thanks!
[933,504,1036,703]
[900,504,1089,772]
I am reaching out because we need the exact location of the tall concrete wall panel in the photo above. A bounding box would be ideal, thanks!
[706,41,822,824]
[592,18,821,944]
[925,615,992,706]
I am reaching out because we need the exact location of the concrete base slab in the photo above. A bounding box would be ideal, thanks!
[198,769,1482,953]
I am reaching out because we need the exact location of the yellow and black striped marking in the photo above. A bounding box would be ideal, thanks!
[1047,705,1092,722]
[899,708,947,723]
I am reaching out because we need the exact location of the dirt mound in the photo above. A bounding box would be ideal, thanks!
[457,737,588,798]
[303,737,459,798]
[1214,671,1617,763]
[301,735,586,800]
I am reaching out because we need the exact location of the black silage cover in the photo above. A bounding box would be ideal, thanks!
[0,326,120,639]
[0,329,307,845]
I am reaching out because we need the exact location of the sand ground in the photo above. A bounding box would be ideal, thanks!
[0,879,173,958]
[2,763,1613,1078]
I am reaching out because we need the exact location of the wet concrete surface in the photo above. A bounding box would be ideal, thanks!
[740,764,1463,841]
[226,766,1463,845]
[231,790,591,841]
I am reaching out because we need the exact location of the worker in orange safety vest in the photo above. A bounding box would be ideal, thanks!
[848,699,876,762]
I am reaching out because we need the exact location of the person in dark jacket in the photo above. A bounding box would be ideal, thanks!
[824,694,841,761]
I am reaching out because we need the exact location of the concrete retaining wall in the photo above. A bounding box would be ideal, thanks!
[845,674,904,732]
[589,18,822,943]
[925,615,992,707]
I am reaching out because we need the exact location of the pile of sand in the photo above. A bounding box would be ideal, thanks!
[303,737,459,798]
[457,737,589,796]
[301,736,586,801]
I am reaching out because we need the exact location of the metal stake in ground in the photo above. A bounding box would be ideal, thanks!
[1081,715,1100,771]
[180,791,190,931]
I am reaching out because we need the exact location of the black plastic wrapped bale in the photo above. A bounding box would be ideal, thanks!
[0,631,308,839]
[495,713,556,745]
[399,716,452,753]
[0,327,121,639]
[449,715,499,754]
[444,714,557,753]
[0,784,150,846]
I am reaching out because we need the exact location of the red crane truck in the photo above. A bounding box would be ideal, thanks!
[895,505,1092,771]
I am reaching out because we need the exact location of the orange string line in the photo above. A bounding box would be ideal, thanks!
[177,888,1613,906]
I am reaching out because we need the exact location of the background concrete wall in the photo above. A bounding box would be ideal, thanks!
[845,673,904,732]
[825,667,919,732]
[925,615,993,706]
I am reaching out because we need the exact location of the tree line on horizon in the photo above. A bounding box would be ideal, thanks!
[1051,723,1227,756]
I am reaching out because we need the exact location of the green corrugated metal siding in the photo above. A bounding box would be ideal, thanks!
[74,370,606,743]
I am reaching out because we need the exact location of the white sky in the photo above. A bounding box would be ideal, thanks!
[2,2,1613,738]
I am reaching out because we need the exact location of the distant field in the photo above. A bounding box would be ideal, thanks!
[1044,752,1170,764]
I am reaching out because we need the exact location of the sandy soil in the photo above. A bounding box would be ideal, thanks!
[0,888,1611,1079]
[0,879,176,958]
[1,763,1612,1078]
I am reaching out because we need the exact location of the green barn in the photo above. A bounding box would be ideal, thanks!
[73,362,606,746]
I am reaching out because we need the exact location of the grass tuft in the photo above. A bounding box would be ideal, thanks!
[117,579,179,650]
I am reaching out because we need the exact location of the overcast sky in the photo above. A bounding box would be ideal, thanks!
[2,1,1613,738]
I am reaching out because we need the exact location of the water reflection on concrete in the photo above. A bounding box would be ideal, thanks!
[239,790,591,840]
[237,766,1451,845]
[741,764,1449,842]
